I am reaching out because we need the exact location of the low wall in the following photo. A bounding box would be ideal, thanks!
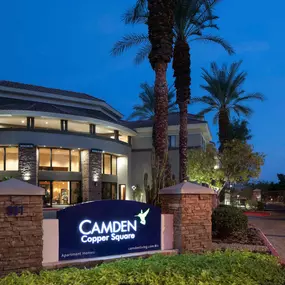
[42,214,174,265]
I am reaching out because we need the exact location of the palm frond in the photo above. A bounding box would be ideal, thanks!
[233,92,265,104]
[192,35,235,55]
[134,42,151,65]
[110,34,148,56]
[122,1,148,25]
[195,106,216,118]
[232,104,253,117]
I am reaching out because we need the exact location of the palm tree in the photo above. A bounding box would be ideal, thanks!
[192,61,264,149]
[128,83,178,120]
[111,0,234,182]
[147,0,175,182]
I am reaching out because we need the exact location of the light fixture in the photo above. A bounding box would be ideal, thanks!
[45,122,48,125]
[78,148,80,150]
[21,120,25,124]
[60,146,62,149]
[43,145,46,147]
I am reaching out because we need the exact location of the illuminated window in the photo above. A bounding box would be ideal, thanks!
[39,148,80,172]
[39,148,51,170]
[6,147,19,170]
[112,156,117,175]
[103,153,117,175]
[103,154,111,175]
[52,149,69,171]
[34,118,60,130]
[0,147,19,171]
[71,150,80,172]
[68,121,89,134]
[0,116,27,128]
[0,148,4,171]
[52,181,70,205]
[39,180,81,207]
[119,134,128,143]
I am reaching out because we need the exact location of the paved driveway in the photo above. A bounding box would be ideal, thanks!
[249,212,285,261]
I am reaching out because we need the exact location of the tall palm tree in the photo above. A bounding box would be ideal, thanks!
[128,83,178,120]
[147,0,175,182]
[192,61,264,149]
[111,0,234,182]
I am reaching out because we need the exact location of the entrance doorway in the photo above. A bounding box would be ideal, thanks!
[102,182,117,200]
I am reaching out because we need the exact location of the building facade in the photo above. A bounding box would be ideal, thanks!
[0,81,212,207]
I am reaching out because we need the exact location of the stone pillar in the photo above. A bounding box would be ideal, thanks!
[81,150,102,202]
[159,182,214,253]
[0,179,44,277]
[19,144,37,185]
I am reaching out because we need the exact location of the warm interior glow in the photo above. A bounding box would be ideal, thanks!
[6,147,18,170]
[68,121,89,133]
[35,118,60,130]
[119,135,128,143]
[103,154,111,175]
[52,149,69,171]
[0,148,4,170]
[39,148,51,168]
[71,150,80,171]
[0,116,27,128]
[52,181,70,205]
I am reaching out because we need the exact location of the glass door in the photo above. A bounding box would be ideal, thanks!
[119,184,126,200]
[39,181,52,207]
[102,182,117,200]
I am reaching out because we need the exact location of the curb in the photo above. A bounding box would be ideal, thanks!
[255,226,285,265]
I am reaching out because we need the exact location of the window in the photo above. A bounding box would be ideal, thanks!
[68,121,89,134]
[39,181,81,207]
[71,150,80,172]
[103,153,117,175]
[34,118,60,130]
[39,148,80,172]
[40,181,51,207]
[0,147,18,171]
[0,116,27,129]
[168,135,176,148]
[119,134,129,143]
[52,149,69,171]
[103,154,111,175]
[102,182,117,200]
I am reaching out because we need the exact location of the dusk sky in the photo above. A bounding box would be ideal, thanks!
[0,0,284,181]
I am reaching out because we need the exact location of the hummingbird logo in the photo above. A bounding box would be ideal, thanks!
[135,208,150,225]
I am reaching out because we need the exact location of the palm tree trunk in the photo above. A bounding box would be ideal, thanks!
[173,37,190,182]
[153,62,169,163]
[219,109,230,151]
[148,0,176,187]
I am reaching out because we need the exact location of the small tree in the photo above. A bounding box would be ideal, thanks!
[227,119,252,142]
[219,140,265,186]
[188,145,222,189]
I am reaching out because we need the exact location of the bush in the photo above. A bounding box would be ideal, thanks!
[212,205,248,237]
[1,252,285,285]
[257,201,265,211]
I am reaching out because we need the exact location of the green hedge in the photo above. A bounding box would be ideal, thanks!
[212,205,248,237]
[1,251,285,285]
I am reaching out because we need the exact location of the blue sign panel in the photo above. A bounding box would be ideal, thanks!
[57,200,161,261]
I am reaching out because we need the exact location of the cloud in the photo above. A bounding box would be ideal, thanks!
[236,41,270,54]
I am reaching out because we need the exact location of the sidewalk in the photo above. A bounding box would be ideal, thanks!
[249,213,285,261]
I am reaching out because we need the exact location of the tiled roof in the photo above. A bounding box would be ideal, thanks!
[0,97,117,123]
[0,80,104,102]
[122,112,206,129]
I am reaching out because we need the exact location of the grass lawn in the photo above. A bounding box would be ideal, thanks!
[1,251,285,285]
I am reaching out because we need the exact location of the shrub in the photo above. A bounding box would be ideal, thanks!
[257,201,265,211]
[1,251,285,285]
[212,205,248,237]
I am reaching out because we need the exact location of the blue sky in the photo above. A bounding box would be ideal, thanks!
[0,0,284,181]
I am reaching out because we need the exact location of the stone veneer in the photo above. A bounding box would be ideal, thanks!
[160,182,214,253]
[0,180,44,277]
[81,150,102,201]
[19,145,37,185]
